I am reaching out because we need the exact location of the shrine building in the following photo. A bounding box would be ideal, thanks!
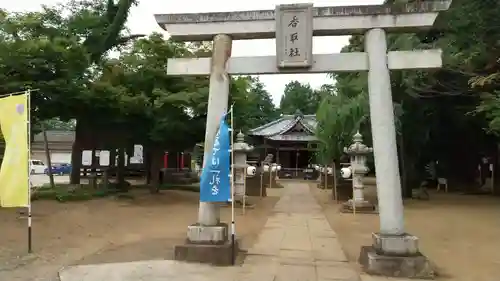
[247,110,318,176]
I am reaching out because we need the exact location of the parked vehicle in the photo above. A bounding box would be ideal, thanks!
[45,163,72,175]
[30,160,47,174]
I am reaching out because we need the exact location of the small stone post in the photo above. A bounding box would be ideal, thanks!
[232,131,254,207]
[341,132,376,213]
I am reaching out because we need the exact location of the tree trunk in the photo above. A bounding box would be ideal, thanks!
[323,166,328,189]
[89,148,98,189]
[332,161,338,201]
[91,148,98,171]
[149,147,162,193]
[493,143,500,196]
[41,124,55,189]
[404,154,421,195]
[398,130,412,198]
[116,147,127,191]
[70,120,83,184]
[109,148,116,176]
[145,146,152,185]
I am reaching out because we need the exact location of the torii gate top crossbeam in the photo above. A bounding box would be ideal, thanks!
[155,1,451,41]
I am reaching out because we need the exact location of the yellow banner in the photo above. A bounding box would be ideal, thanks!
[0,94,29,207]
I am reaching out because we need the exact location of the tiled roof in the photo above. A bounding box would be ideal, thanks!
[248,110,317,141]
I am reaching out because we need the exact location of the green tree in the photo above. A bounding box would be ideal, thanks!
[113,36,280,188]
[316,0,500,196]
[40,118,77,131]
[315,90,370,165]
[0,0,140,120]
[279,81,320,114]
[90,33,205,190]
[230,76,278,132]
[0,0,142,185]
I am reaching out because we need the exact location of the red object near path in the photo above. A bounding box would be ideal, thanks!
[163,152,168,169]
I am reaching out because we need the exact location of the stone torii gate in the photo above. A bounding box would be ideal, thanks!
[155,1,451,276]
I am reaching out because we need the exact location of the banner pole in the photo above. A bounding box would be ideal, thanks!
[352,171,356,216]
[26,90,32,253]
[269,166,272,188]
[229,104,235,265]
[260,173,263,197]
[242,168,246,215]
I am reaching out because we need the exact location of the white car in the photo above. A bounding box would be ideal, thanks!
[30,159,47,174]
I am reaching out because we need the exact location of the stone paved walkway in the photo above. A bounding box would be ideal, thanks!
[237,182,410,281]
[238,181,359,281]
[59,182,404,281]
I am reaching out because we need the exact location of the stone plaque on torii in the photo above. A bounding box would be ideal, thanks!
[155,1,452,276]
[275,3,313,69]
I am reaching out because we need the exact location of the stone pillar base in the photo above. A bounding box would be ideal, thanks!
[173,223,239,266]
[359,246,434,279]
[174,239,239,266]
[358,233,434,278]
[187,223,228,244]
[340,199,377,214]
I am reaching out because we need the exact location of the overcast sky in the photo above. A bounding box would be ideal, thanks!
[2,0,383,105]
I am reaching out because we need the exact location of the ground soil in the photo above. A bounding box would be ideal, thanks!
[311,182,500,281]
[0,188,281,281]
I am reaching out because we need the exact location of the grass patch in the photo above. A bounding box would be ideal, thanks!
[32,182,201,202]
[32,183,122,202]
[133,183,200,193]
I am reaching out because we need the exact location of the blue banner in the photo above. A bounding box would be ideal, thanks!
[200,116,231,202]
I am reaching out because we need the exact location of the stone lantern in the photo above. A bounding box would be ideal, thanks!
[341,132,376,213]
[232,131,254,206]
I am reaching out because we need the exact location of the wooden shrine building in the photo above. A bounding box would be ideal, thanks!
[247,110,318,175]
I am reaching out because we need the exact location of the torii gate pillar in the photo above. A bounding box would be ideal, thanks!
[155,1,451,275]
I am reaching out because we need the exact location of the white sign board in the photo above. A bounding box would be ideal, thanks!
[82,150,92,166]
[99,150,110,166]
[130,144,144,164]
[275,3,313,69]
